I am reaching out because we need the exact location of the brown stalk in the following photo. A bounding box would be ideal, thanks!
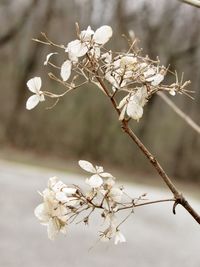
[91,62,200,224]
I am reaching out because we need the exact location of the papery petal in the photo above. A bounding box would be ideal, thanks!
[85,174,103,188]
[120,56,137,70]
[66,197,79,207]
[96,165,104,173]
[52,181,65,192]
[131,87,148,107]
[151,73,164,86]
[34,203,49,223]
[55,192,69,202]
[101,52,112,63]
[53,205,68,221]
[105,72,119,89]
[127,101,143,121]
[100,172,113,178]
[114,230,126,245]
[93,25,113,44]
[27,77,42,93]
[118,95,129,109]
[62,187,77,195]
[26,95,40,110]
[169,89,176,96]
[44,52,58,65]
[89,46,101,59]
[67,39,88,58]
[144,68,155,78]
[48,176,59,188]
[42,188,56,203]
[109,187,123,202]
[60,60,72,81]
[105,177,115,187]
[78,160,96,173]
[80,26,94,41]
[47,218,60,240]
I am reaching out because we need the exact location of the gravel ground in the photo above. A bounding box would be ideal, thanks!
[0,159,199,267]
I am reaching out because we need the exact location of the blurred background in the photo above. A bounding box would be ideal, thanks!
[0,0,200,181]
[0,1,200,267]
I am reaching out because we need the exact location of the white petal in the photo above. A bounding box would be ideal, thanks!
[120,56,137,70]
[127,101,143,121]
[80,26,94,41]
[48,176,59,188]
[131,87,148,107]
[67,39,88,58]
[34,203,49,223]
[62,187,76,195]
[151,73,164,86]
[169,89,176,96]
[26,95,40,110]
[105,72,119,89]
[93,25,113,44]
[55,192,69,202]
[27,77,42,93]
[100,172,113,178]
[78,160,96,173]
[89,46,101,59]
[114,230,126,245]
[117,95,129,109]
[47,218,60,240]
[144,68,155,78]
[101,52,112,63]
[52,181,65,192]
[85,174,103,188]
[44,52,58,65]
[95,165,104,173]
[60,60,72,81]
[109,187,123,202]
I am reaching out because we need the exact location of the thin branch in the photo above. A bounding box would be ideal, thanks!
[179,0,200,8]
[158,91,200,135]
[87,55,200,224]
[117,198,175,211]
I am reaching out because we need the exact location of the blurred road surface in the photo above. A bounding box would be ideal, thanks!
[0,159,200,267]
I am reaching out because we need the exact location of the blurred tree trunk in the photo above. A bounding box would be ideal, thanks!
[5,0,54,143]
[0,0,38,47]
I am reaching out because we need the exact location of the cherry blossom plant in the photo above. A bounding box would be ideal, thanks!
[30,24,200,243]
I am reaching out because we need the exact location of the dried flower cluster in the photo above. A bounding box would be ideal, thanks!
[35,160,143,244]
[31,25,199,242]
[27,24,191,121]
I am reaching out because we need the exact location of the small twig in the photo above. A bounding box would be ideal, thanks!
[117,198,175,211]
[158,91,200,135]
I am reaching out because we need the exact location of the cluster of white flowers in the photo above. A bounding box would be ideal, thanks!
[26,24,190,118]
[35,160,135,244]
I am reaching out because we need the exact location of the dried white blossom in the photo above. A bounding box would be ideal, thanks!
[60,60,72,81]
[93,25,113,45]
[66,25,112,62]
[44,52,58,66]
[26,77,44,110]
[79,160,113,188]
[114,230,126,245]
[118,87,148,121]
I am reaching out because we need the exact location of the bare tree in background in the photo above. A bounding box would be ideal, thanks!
[4,0,55,142]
